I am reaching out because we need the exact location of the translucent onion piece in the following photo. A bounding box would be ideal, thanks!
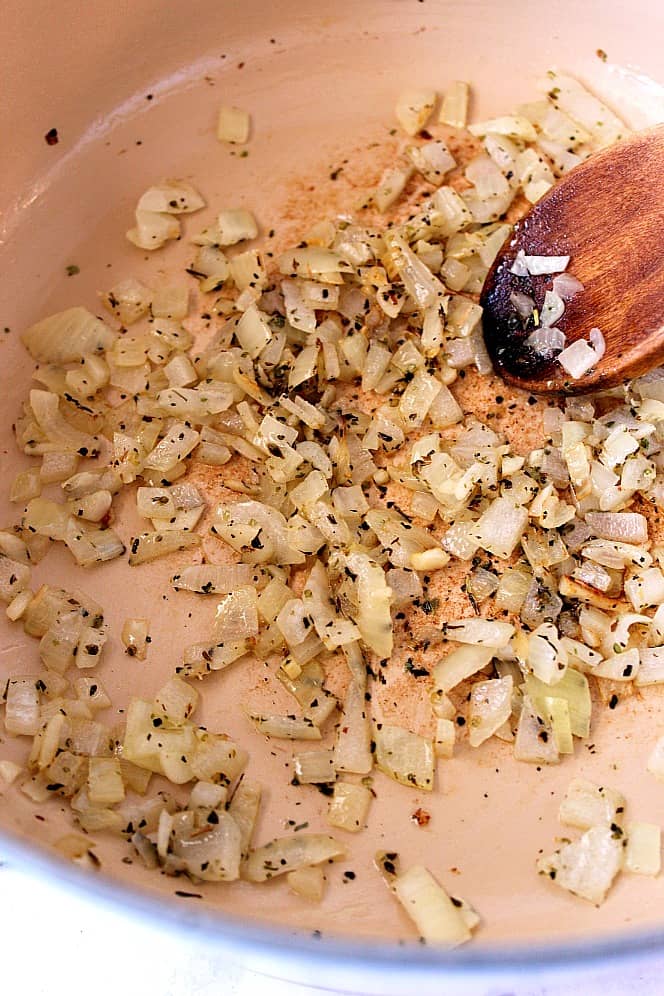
[391,865,473,946]
[537,826,623,905]
[510,290,535,319]
[128,530,201,566]
[395,89,437,136]
[245,834,345,882]
[527,326,566,357]
[217,105,250,144]
[21,307,116,363]
[553,273,584,299]
[558,778,625,830]
[327,782,372,832]
[251,714,322,741]
[624,823,661,876]
[345,551,393,657]
[468,676,513,747]
[293,749,336,784]
[333,645,372,775]
[127,210,180,250]
[585,512,648,544]
[525,668,591,739]
[527,623,568,685]
[433,645,494,695]
[374,724,434,790]
[4,677,41,735]
[558,339,599,379]
[216,209,258,246]
[513,694,559,765]
[589,327,606,359]
[439,81,469,127]
[137,182,205,214]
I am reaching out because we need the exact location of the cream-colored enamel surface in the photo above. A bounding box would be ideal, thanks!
[2,0,664,948]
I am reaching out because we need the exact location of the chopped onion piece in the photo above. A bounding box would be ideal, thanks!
[624,823,661,876]
[524,253,570,275]
[128,530,201,566]
[472,498,528,560]
[251,714,322,741]
[527,327,565,356]
[334,645,372,775]
[406,142,456,185]
[552,273,584,299]
[88,757,125,805]
[144,423,200,473]
[589,327,606,359]
[538,826,623,905]
[433,645,494,695]
[245,833,345,882]
[217,209,258,246]
[374,724,434,791]
[525,668,591,739]
[509,290,535,319]
[558,778,625,830]
[101,277,152,325]
[127,210,180,250]
[4,677,41,736]
[0,760,22,790]
[635,647,664,686]
[395,89,437,136]
[558,338,599,379]
[293,749,336,784]
[21,307,116,363]
[468,676,513,747]
[391,864,473,946]
[444,618,514,649]
[345,552,393,658]
[540,290,565,328]
[514,694,559,765]
[171,811,242,882]
[217,105,250,144]
[327,782,372,832]
[586,511,648,544]
[439,81,469,127]
[527,623,567,685]
[469,114,537,142]
[137,181,205,214]
[287,865,327,902]
[213,587,258,641]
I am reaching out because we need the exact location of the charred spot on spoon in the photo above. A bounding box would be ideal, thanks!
[44,127,59,146]
[481,259,560,382]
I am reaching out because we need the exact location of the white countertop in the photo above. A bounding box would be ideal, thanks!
[3,857,664,996]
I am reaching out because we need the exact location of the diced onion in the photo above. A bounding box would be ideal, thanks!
[468,676,513,747]
[327,782,372,832]
[245,833,345,882]
[395,89,437,136]
[537,826,623,905]
[624,822,661,876]
[374,724,434,790]
[527,327,565,356]
[558,339,599,379]
[589,327,606,359]
[390,864,475,946]
[552,273,584,299]
[217,105,250,144]
[558,778,625,830]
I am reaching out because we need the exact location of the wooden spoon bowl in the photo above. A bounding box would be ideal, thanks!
[481,125,664,394]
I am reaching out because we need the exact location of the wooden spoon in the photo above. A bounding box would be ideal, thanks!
[480,124,664,394]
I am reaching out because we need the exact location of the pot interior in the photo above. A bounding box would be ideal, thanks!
[2,0,664,950]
